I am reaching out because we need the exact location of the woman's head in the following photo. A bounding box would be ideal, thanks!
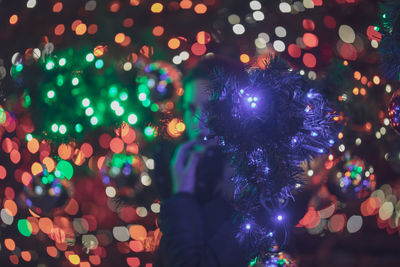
[182,56,246,140]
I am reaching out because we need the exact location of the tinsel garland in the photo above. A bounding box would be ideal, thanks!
[379,0,400,81]
[205,56,339,256]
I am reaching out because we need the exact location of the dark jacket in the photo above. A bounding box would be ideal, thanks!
[154,192,249,267]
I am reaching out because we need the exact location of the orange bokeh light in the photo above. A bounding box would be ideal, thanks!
[0,165,6,179]
[168,38,180,49]
[88,24,98,35]
[10,149,21,164]
[110,2,120,12]
[31,162,43,176]
[9,15,18,25]
[4,238,16,251]
[123,18,134,28]
[21,251,31,262]
[80,143,93,158]
[151,3,163,13]
[110,137,124,153]
[180,0,192,9]
[58,144,73,160]
[191,42,206,56]
[240,54,250,63]
[42,157,55,172]
[94,45,106,57]
[196,31,211,44]
[303,53,317,68]
[373,75,380,85]
[153,26,164,36]
[303,33,319,48]
[194,3,207,14]
[47,246,58,257]
[54,24,65,36]
[115,33,126,44]
[39,217,53,234]
[27,138,39,154]
[4,199,17,216]
[75,24,87,35]
[53,2,63,13]
[21,172,32,186]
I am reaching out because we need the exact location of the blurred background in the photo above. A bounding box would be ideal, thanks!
[0,0,400,266]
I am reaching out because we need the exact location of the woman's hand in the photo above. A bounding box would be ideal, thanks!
[170,140,204,194]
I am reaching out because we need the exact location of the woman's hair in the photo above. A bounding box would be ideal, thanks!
[183,55,246,88]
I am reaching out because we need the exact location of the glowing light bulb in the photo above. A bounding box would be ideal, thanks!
[46,61,55,70]
[86,53,95,62]
[110,100,120,110]
[138,93,147,101]
[58,58,66,66]
[72,77,79,86]
[47,90,55,99]
[59,124,67,134]
[85,107,94,116]
[90,116,98,125]
[128,114,138,125]
[51,124,58,132]
[82,98,90,107]
[95,59,104,69]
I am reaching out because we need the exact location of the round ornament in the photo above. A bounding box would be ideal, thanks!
[388,89,400,135]
[328,153,376,200]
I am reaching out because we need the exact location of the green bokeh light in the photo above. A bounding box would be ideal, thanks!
[85,107,94,116]
[23,94,31,108]
[42,176,49,184]
[72,77,79,86]
[138,92,147,101]
[46,61,55,70]
[115,106,124,116]
[56,74,64,86]
[144,126,155,137]
[86,53,95,62]
[110,100,120,110]
[58,58,67,66]
[128,113,138,125]
[51,123,58,132]
[150,103,159,112]
[48,174,55,183]
[90,116,98,125]
[17,219,33,237]
[75,123,83,133]
[59,124,67,134]
[56,160,74,180]
[95,59,104,69]
[143,99,151,107]
[47,90,55,99]
[119,92,128,101]
[16,63,23,72]
[109,86,118,97]
[0,107,6,124]
[82,98,90,107]
[26,133,33,141]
